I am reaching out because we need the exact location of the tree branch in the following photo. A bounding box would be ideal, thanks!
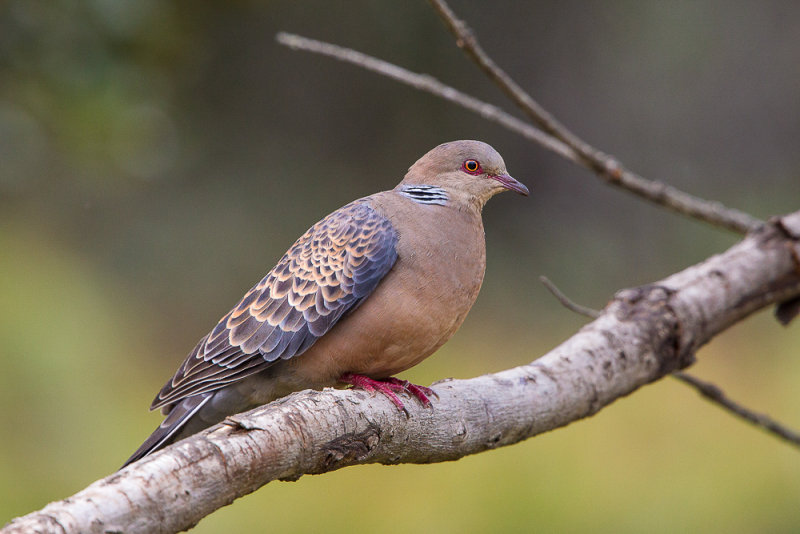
[673,372,800,448]
[275,32,577,161]
[5,211,799,534]
[539,272,800,444]
[539,275,601,319]
[428,0,611,167]
[275,30,763,234]
[426,0,764,234]
[541,274,800,445]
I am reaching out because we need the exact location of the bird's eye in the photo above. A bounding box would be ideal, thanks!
[463,159,481,174]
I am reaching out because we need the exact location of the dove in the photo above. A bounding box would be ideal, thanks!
[123,140,528,467]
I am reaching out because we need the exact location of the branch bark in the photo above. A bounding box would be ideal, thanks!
[540,275,800,447]
[5,211,799,534]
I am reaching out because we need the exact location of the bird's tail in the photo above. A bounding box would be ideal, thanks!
[121,392,212,469]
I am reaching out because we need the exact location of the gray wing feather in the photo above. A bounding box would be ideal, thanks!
[150,200,398,411]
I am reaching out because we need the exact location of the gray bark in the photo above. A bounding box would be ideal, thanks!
[4,211,800,534]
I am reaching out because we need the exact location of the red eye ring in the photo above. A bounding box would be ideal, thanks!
[462,159,481,175]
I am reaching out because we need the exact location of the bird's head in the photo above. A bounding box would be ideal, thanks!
[399,140,529,208]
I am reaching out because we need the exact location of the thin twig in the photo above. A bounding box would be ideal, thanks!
[539,276,600,319]
[276,32,761,236]
[275,32,576,160]
[427,0,764,235]
[428,0,604,169]
[539,275,800,448]
[673,372,800,449]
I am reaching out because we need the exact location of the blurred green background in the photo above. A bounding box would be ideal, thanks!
[1,1,799,532]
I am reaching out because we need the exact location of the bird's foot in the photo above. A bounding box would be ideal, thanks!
[384,377,438,406]
[339,373,435,412]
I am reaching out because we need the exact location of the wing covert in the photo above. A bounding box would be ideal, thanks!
[152,200,398,410]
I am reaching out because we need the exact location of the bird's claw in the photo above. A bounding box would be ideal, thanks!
[339,373,435,412]
[383,377,435,406]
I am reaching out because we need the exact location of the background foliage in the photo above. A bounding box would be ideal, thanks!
[1,1,799,532]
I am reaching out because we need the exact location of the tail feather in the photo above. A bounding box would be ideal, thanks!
[121,393,212,469]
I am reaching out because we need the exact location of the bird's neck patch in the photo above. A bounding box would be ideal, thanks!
[398,185,449,206]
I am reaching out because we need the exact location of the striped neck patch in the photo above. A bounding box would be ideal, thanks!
[398,185,448,206]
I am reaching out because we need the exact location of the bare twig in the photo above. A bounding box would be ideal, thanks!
[275,32,576,160]
[539,275,601,319]
[428,0,608,169]
[541,276,800,447]
[673,372,800,448]
[427,0,764,235]
[277,32,760,235]
[276,33,761,235]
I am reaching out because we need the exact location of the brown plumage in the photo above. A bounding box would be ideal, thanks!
[123,140,528,467]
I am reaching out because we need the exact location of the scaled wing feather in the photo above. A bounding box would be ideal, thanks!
[151,200,397,411]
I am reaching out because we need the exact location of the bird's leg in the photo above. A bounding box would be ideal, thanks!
[339,373,434,411]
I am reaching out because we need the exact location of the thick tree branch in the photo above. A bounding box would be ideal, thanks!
[5,211,799,534]
[540,275,800,444]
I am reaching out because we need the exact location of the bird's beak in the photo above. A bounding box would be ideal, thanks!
[490,173,530,196]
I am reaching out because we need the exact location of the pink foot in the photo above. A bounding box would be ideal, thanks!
[339,373,436,412]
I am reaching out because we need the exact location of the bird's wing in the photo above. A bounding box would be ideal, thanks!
[151,199,398,411]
